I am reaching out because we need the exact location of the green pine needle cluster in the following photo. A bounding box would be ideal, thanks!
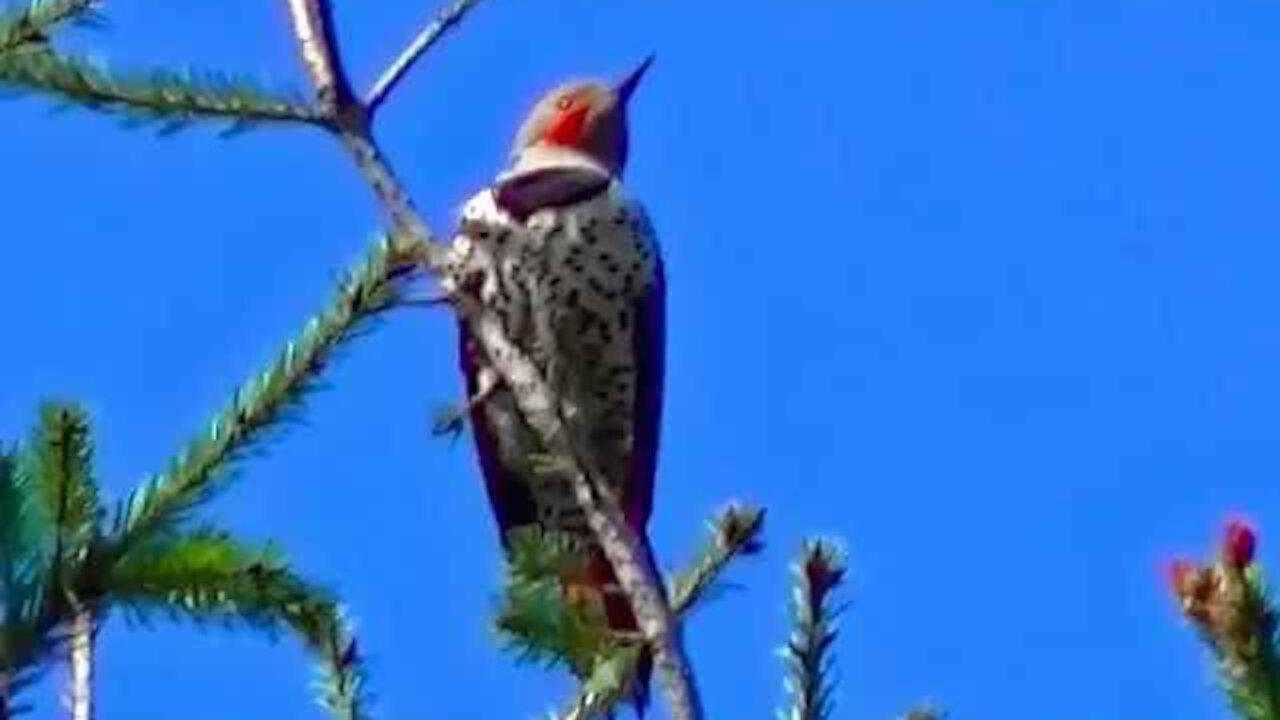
[0,0,317,134]
[113,235,413,559]
[780,540,846,720]
[0,0,101,56]
[1171,524,1280,720]
[669,503,765,615]
[496,527,616,676]
[0,395,377,720]
[26,402,100,574]
[0,51,321,133]
[1223,568,1280,720]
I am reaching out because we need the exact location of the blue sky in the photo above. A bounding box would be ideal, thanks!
[4,1,1280,718]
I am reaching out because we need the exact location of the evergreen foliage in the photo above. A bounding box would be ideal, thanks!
[779,540,846,720]
[8,2,1267,720]
[1171,520,1280,720]
[0,0,101,56]
[0,0,316,134]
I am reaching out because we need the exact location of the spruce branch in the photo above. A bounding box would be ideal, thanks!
[24,401,99,579]
[556,505,765,720]
[365,0,484,117]
[107,527,370,720]
[0,448,53,720]
[308,609,372,720]
[496,527,615,675]
[282,4,704,718]
[111,236,416,558]
[0,49,320,133]
[0,447,42,598]
[779,540,846,720]
[670,504,766,614]
[109,528,302,632]
[1170,519,1280,720]
[0,0,101,56]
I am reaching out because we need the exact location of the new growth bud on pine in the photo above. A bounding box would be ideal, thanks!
[1170,519,1280,720]
[1224,519,1257,571]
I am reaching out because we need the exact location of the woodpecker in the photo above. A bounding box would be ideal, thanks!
[442,57,663,701]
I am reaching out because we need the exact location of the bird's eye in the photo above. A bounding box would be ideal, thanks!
[555,95,574,110]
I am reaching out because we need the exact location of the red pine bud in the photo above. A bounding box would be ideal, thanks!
[1223,519,1257,570]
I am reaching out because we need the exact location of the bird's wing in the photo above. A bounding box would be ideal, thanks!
[624,204,665,531]
[459,324,538,548]
[452,190,539,548]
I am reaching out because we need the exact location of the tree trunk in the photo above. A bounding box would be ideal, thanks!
[65,606,94,720]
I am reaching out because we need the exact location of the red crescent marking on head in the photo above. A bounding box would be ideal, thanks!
[543,105,591,147]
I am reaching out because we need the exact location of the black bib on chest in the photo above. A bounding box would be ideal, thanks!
[494,166,612,222]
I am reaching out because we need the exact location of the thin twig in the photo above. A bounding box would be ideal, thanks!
[365,0,484,117]
[282,3,704,719]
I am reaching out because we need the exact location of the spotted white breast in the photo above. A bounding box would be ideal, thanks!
[445,180,662,534]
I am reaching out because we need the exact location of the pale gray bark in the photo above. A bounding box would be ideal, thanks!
[64,606,94,720]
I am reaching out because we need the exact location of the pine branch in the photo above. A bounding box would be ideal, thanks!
[308,608,373,720]
[0,49,321,133]
[779,540,846,720]
[285,0,354,114]
[495,527,614,675]
[0,440,56,719]
[0,447,42,598]
[282,4,704,718]
[365,0,485,116]
[111,236,417,559]
[669,504,766,614]
[1170,520,1280,720]
[24,401,99,580]
[0,0,101,56]
[107,527,371,720]
[109,528,299,631]
[556,505,765,720]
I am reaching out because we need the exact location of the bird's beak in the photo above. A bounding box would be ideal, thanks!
[615,54,655,106]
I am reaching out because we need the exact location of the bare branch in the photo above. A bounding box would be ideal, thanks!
[285,0,354,112]
[365,0,484,117]
[336,132,437,253]
[63,605,94,720]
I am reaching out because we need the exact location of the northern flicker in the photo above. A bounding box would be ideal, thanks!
[442,56,663,681]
